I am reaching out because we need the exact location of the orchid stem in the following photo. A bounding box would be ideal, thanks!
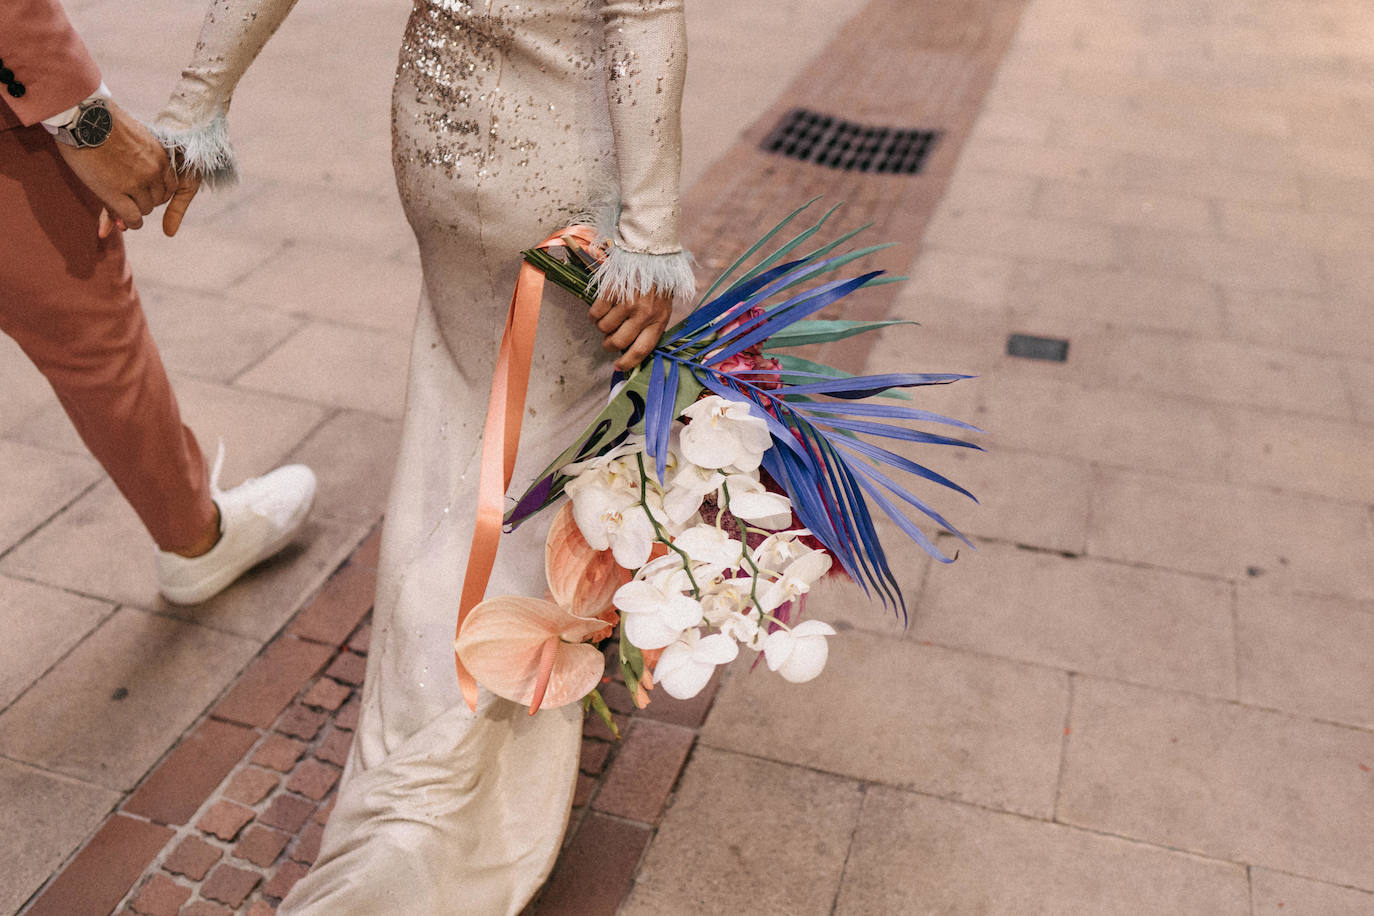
[720,480,764,612]
[635,453,700,597]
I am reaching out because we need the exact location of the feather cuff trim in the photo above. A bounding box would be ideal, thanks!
[593,245,696,304]
[151,113,239,189]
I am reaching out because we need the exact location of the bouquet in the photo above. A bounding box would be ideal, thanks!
[454,200,980,732]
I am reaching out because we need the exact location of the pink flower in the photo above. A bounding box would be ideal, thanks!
[722,305,767,335]
[455,503,629,714]
[715,350,783,390]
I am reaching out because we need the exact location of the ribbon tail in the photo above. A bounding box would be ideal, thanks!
[453,225,601,710]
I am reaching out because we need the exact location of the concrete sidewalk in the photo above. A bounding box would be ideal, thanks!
[6,0,1374,912]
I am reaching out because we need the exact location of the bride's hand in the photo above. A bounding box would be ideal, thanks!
[589,288,672,371]
[162,169,202,237]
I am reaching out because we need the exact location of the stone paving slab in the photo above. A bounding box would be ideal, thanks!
[883,447,1091,556]
[283,411,400,527]
[234,322,412,420]
[1088,467,1374,601]
[0,759,120,916]
[0,441,102,553]
[836,787,1250,916]
[918,539,1237,698]
[0,578,113,712]
[1250,868,1374,916]
[620,747,863,916]
[0,608,260,791]
[1059,676,1374,890]
[1010,262,1226,337]
[0,339,59,438]
[1236,586,1374,730]
[228,243,419,337]
[137,284,302,385]
[703,631,1069,818]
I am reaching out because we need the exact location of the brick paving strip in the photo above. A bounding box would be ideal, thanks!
[678,0,1029,372]
[22,0,1026,912]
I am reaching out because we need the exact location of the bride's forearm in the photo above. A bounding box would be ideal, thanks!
[597,0,695,304]
[154,0,302,187]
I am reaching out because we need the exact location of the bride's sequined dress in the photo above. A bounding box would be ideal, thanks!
[157,2,691,912]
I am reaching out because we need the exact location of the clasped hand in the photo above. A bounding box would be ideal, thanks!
[61,102,661,370]
[589,287,673,372]
[56,99,200,239]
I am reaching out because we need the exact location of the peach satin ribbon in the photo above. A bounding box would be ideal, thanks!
[454,225,600,711]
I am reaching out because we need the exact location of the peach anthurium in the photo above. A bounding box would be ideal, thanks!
[455,504,630,715]
[455,597,607,713]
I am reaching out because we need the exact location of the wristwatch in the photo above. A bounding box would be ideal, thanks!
[51,98,114,149]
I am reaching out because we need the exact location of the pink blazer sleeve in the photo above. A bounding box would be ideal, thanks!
[0,0,101,128]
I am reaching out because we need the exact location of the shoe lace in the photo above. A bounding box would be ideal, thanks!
[209,439,301,527]
[208,438,228,501]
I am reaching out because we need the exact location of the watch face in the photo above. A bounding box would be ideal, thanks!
[74,103,113,147]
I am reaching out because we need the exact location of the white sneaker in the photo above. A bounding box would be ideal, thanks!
[156,446,317,605]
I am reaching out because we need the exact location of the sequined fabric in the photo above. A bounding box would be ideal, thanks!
[161,2,689,913]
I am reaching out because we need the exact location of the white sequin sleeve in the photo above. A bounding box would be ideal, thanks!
[592,0,696,303]
[152,0,301,187]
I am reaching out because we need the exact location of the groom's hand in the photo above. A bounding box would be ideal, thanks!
[590,288,673,371]
[57,99,177,236]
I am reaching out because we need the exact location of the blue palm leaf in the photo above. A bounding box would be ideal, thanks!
[809,415,983,451]
[675,254,881,357]
[771,354,913,400]
[774,372,971,397]
[809,426,905,615]
[644,354,673,484]
[832,434,979,504]
[707,272,884,365]
[849,469,957,565]
[792,399,982,431]
[763,318,916,349]
[517,199,982,618]
[670,257,809,346]
[838,443,975,548]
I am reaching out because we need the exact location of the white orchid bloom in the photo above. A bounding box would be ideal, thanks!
[568,485,657,570]
[763,619,836,683]
[607,510,659,570]
[698,577,755,626]
[720,474,793,530]
[654,629,739,699]
[679,395,772,472]
[751,529,816,574]
[636,552,688,587]
[757,549,833,612]
[613,568,704,650]
[662,461,723,526]
[718,609,766,651]
[566,462,674,569]
[671,524,744,568]
[566,472,634,545]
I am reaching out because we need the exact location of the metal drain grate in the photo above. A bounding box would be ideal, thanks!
[1007,334,1069,362]
[761,108,941,174]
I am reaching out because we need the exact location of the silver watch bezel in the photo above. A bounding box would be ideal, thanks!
[54,98,113,149]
